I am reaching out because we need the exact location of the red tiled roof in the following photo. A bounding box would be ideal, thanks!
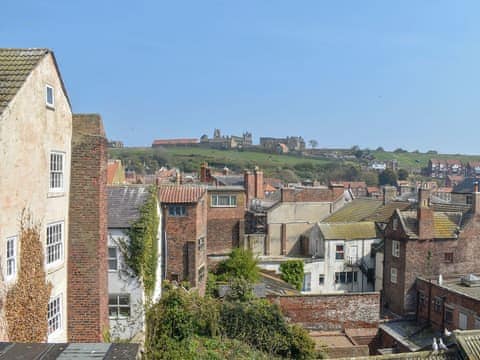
[158,185,206,203]
[341,181,367,189]
[107,161,119,185]
[152,138,198,145]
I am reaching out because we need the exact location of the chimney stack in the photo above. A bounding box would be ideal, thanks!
[473,181,480,215]
[244,170,255,206]
[254,166,264,199]
[417,185,434,239]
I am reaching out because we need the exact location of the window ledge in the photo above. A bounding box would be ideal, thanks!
[48,191,66,198]
[46,261,65,274]
[46,104,55,110]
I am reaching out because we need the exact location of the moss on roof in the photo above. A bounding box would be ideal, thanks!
[324,199,382,223]
[318,221,379,240]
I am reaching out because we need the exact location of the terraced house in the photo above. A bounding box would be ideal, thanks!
[0,49,108,342]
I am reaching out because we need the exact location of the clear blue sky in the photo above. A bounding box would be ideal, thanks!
[3,1,480,153]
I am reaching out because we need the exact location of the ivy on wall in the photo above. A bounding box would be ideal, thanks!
[119,187,160,298]
[5,211,52,341]
[279,260,304,291]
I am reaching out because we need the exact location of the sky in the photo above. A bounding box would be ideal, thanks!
[2,1,480,153]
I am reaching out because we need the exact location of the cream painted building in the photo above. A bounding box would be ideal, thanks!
[0,49,72,342]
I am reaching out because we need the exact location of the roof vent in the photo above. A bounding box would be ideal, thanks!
[461,274,480,287]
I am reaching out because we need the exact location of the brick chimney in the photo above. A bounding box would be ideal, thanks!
[200,162,208,183]
[68,114,108,341]
[473,181,480,215]
[254,167,264,199]
[244,170,255,205]
[417,186,434,239]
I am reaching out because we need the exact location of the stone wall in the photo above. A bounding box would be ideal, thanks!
[68,114,108,342]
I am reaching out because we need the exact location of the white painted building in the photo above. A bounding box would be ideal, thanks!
[107,185,162,341]
[0,49,72,342]
[258,221,380,294]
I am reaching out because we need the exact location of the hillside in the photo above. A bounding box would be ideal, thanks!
[108,146,480,184]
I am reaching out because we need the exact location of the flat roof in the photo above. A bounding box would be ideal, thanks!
[418,275,480,301]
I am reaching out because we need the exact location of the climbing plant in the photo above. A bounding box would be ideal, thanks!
[5,211,52,341]
[279,260,304,291]
[118,186,159,298]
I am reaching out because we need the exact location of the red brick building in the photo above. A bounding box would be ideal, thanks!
[383,186,480,316]
[159,185,207,294]
[417,275,480,332]
[206,186,246,260]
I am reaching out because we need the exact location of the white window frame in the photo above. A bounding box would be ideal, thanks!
[211,194,237,207]
[109,294,131,319]
[6,236,17,280]
[302,272,312,292]
[48,294,62,335]
[46,222,64,267]
[391,267,398,284]
[46,84,55,108]
[392,240,400,258]
[108,246,119,271]
[49,152,65,192]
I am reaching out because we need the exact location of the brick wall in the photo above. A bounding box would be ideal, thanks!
[206,190,245,256]
[268,293,380,330]
[416,277,480,331]
[384,210,480,316]
[68,114,108,342]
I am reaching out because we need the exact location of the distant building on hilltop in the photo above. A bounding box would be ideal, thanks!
[200,128,253,149]
[259,136,305,152]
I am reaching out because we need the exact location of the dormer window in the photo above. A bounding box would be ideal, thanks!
[46,85,55,108]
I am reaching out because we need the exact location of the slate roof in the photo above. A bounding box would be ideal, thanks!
[318,221,379,240]
[108,185,150,228]
[0,48,70,115]
[398,211,463,239]
[214,175,244,186]
[158,184,207,203]
[0,342,139,359]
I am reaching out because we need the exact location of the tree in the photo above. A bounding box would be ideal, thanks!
[216,248,259,284]
[375,146,385,152]
[308,139,318,149]
[397,168,409,181]
[378,169,398,186]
